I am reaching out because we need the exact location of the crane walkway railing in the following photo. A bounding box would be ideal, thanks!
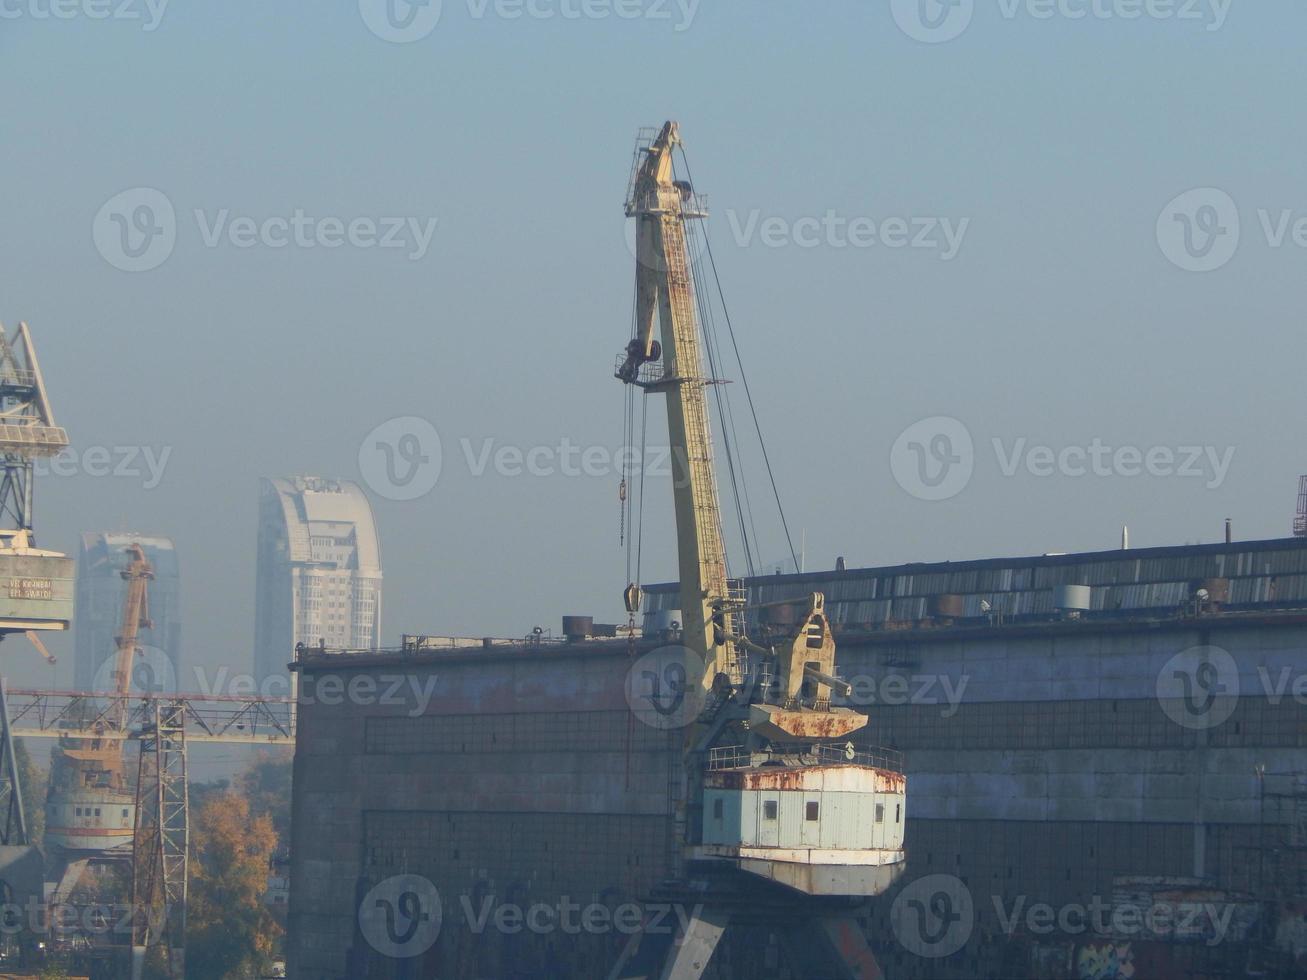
[708,742,904,773]
[3,689,296,745]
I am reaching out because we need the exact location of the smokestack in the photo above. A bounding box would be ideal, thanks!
[1121,525,1129,550]
[1225,518,1232,544]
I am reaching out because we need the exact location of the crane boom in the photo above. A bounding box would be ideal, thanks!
[110,543,154,730]
[619,121,737,695]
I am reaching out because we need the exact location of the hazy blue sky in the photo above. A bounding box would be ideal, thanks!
[1,0,1302,697]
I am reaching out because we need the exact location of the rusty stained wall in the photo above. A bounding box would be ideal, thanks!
[288,646,681,979]
[289,608,1307,978]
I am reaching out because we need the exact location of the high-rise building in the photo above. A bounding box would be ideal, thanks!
[254,477,382,685]
[74,532,181,694]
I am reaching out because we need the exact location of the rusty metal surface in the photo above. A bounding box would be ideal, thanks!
[704,765,905,794]
[748,704,868,741]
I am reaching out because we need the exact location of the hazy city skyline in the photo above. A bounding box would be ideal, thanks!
[2,3,1301,697]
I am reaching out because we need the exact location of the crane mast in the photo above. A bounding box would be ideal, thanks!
[111,544,154,728]
[620,121,738,695]
[611,123,907,980]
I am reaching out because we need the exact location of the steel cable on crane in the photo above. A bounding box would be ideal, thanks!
[677,148,800,576]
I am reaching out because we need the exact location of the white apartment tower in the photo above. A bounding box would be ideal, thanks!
[254,477,382,684]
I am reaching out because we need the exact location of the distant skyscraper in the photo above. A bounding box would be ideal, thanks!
[254,477,382,684]
[74,533,181,694]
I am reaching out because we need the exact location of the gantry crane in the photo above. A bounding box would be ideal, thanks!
[0,321,74,964]
[0,323,287,977]
[610,123,905,980]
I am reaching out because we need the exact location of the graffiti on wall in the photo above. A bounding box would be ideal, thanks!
[1077,942,1135,980]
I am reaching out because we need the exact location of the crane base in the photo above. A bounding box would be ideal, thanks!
[607,876,885,980]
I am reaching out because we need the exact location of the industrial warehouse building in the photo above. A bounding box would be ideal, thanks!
[288,536,1307,979]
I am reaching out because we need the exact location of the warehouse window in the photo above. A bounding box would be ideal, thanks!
[763,801,778,820]
[896,805,901,824]
[875,804,884,824]
[713,799,723,820]
[805,802,819,821]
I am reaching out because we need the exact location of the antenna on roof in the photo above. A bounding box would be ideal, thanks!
[1295,477,1307,537]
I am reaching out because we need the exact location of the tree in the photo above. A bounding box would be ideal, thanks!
[237,748,292,841]
[185,791,280,979]
[13,737,46,846]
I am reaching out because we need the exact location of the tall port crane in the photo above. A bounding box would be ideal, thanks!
[610,123,905,980]
[112,544,154,725]
[46,544,153,860]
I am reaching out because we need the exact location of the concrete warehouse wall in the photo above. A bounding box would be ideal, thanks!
[288,611,1307,978]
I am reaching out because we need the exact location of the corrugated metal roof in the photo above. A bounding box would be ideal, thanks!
[643,537,1307,629]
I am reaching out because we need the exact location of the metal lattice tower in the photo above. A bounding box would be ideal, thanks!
[1295,476,1307,537]
[130,702,188,980]
[0,322,69,536]
[0,674,27,846]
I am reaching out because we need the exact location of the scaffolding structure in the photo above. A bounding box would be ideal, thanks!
[130,702,189,980]
[1295,476,1307,537]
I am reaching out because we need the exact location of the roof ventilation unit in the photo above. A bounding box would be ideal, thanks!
[1054,584,1093,620]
